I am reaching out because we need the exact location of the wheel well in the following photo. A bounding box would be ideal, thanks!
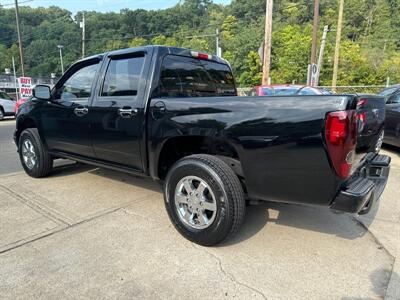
[16,118,37,144]
[0,105,4,112]
[157,136,242,180]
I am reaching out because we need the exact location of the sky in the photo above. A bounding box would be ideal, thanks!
[10,0,232,13]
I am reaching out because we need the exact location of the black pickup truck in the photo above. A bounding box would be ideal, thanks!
[15,46,391,246]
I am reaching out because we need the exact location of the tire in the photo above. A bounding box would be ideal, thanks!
[164,154,245,246]
[18,128,53,178]
[0,107,4,120]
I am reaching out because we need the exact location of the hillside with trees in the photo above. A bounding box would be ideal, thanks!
[0,0,399,87]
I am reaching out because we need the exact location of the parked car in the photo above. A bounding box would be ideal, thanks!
[378,84,400,97]
[15,46,391,246]
[0,90,16,120]
[378,85,400,147]
[250,84,332,96]
[355,96,386,152]
[14,97,29,114]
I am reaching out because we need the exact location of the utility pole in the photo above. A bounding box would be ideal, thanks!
[80,12,85,58]
[310,0,320,65]
[58,45,64,74]
[262,0,273,85]
[315,25,329,86]
[14,0,25,76]
[332,0,344,92]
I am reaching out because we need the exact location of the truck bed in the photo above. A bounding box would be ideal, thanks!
[149,95,362,206]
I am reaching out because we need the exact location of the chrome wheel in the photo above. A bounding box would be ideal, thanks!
[22,139,36,170]
[174,175,217,230]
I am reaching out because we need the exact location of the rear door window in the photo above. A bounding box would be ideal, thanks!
[158,55,235,98]
[102,55,145,97]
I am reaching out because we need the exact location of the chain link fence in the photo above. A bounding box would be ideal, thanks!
[237,86,387,96]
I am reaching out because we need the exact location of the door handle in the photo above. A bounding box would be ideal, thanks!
[74,106,88,117]
[118,107,138,118]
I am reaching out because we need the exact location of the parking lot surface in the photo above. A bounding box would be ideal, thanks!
[0,120,399,299]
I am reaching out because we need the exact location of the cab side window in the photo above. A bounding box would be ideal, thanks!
[101,55,145,97]
[55,63,99,103]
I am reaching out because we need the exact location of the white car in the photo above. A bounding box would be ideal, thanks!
[0,91,16,120]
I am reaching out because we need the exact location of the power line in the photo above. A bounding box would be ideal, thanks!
[0,15,76,44]
[1,0,34,6]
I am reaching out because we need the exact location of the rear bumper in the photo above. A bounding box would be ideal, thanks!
[330,154,391,214]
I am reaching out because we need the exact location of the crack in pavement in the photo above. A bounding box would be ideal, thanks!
[191,243,268,300]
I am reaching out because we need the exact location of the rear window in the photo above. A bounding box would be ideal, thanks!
[157,55,236,98]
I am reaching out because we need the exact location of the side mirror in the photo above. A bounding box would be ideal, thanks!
[33,85,51,100]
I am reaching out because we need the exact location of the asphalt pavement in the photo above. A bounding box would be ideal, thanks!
[0,119,22,175]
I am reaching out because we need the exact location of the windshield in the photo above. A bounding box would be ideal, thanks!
[0,91,13,100]
[262,87,300,96]
[378,87,399,96]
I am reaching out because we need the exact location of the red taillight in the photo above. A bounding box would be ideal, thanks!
[325,110,357,178]
[357,112,366,132]
[190,51,212,60]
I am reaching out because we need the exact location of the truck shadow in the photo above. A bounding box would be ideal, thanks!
[223,201,369,246]
[50,160,164,193]
[50,160,372,245]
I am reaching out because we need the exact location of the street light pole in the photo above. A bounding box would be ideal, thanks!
[57,45,64,74]
[80,12,85,58]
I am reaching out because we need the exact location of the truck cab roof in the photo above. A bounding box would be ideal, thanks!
[77,45,229,66]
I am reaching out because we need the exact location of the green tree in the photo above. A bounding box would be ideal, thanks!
[127,37,147,48]
[237,51,262,86]
[151,35,178,47]
[270,25,311,84]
